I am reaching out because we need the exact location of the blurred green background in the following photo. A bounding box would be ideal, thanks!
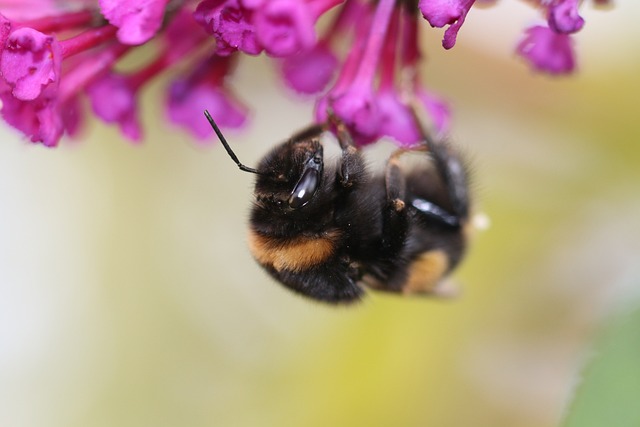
[1,3,639,427]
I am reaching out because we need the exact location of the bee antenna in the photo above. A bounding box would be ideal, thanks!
[204,110,263,175]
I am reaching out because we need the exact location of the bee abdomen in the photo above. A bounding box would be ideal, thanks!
[247,228,342,273]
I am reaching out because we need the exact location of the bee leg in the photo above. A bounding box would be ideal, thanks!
[409,107,470,223]
[385,148,408,204]
[381,149,409,254]
[326,111,366,188]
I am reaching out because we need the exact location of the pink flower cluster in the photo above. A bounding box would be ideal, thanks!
[420,0,604,75]
[0,0,610,148]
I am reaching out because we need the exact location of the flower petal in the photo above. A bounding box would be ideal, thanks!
[0,27,61,101]
[87,71,142,141]
[99,0,169,45]
[254,0,316,57]
[281,42,338,94]
[516,25,576,75]
[0,82,63,147]
[548,0,584,34]
[319,83,381,146]
[419,0,475,49]
[194,0,263,56]
[167,77,248,141]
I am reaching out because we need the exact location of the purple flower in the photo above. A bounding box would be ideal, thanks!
[0,82,62,147]
[281,41,338,94]
[316,0,396,145]
[87,71,142,141]
[166,53,248,140]
[516,25,576,75]
[99,0,170,45]
[0,17,118,102]
[419,0,475,49]
[60,94,84,138]
[548,0,584,34]
[0,0,614,149]
[0,1,80,20]
[0,14,11,47]
[14,9,96,33]
[240,0,265,7]
[417,88,451,137]
[278,0,364,95]
[194,0,263,56]
[168,79,248,141]
[0,40,129,147]
[162,9,210,62]
[253,0,342,57]
[374,6,419,146]
[0,27,61,101]
[377,90,420,146]
[330,82,381,145]
[86,11,208,142]
[253,0,315,57]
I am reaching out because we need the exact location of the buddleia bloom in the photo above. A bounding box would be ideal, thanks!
[0,0,612,148]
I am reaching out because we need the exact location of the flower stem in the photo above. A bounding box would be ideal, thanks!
[199,53,236,86]
[401,9,420,68]
[329,1,373,95]
[320,0,361,44]
[128,55,170,92]
[59,25,118,59]
[22,10,97,33]
[379,7,400,91]
[308,0,345,18]
[128,29,210,91]
[353,0,395,84]
[58,42,131,101]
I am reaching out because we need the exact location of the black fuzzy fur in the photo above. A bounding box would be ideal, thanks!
[248,123,470,304]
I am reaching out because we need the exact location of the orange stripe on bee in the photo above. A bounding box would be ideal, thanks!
[402,250,450,294]
[248,229,340,273]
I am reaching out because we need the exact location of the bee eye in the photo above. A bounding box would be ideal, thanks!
[288,168,319,209]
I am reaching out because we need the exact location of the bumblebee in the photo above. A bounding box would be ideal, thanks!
[205,109,472,304]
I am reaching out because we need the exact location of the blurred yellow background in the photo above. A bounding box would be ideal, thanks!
[1,3,639,427]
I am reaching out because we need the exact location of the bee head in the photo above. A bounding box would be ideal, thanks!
[205,110,325,213]
[254,138,324,212]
